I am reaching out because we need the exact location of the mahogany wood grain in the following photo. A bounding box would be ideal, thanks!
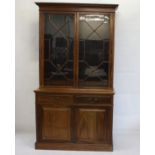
[37,94,73,105]
[35,142,113,151]
[41,106,71,141]
[75,95,112,104]
[35,2,118,151]
[39,12,44,86]
[36,3,118,13]
[35,87,114,95]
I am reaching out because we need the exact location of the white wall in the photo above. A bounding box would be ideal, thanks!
[15,0,139,133]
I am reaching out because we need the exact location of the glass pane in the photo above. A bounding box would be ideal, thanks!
[44,14,74,86]
[79,14,110,87]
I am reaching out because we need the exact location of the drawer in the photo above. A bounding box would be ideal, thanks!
[75,95,112,104]
[37,94,73,105]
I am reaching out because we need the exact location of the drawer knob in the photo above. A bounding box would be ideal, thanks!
[54,96,59,100]
[88,97,99,102]
[88,98,93,101]
[94,98,99,102]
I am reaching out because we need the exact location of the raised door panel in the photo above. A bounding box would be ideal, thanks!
[76,107,112,144]
[41,106,71,141]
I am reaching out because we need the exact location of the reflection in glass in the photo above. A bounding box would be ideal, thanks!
[44,14,74,86]
[79,14,110,87]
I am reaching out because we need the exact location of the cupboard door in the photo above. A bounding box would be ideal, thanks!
[44,13,74,86]
[41,106,71,141]
[76,107,112,144]
[78,13,110,87]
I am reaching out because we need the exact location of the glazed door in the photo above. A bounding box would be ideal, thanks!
[42,12,112,87]
[78,13,111,87]
[43,13,75,86]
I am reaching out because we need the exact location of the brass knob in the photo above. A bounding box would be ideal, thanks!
[54,96,59,100]
[88,98,93,101]
[94,98,99,102]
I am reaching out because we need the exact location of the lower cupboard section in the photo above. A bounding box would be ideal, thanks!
[36,104,113,148]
